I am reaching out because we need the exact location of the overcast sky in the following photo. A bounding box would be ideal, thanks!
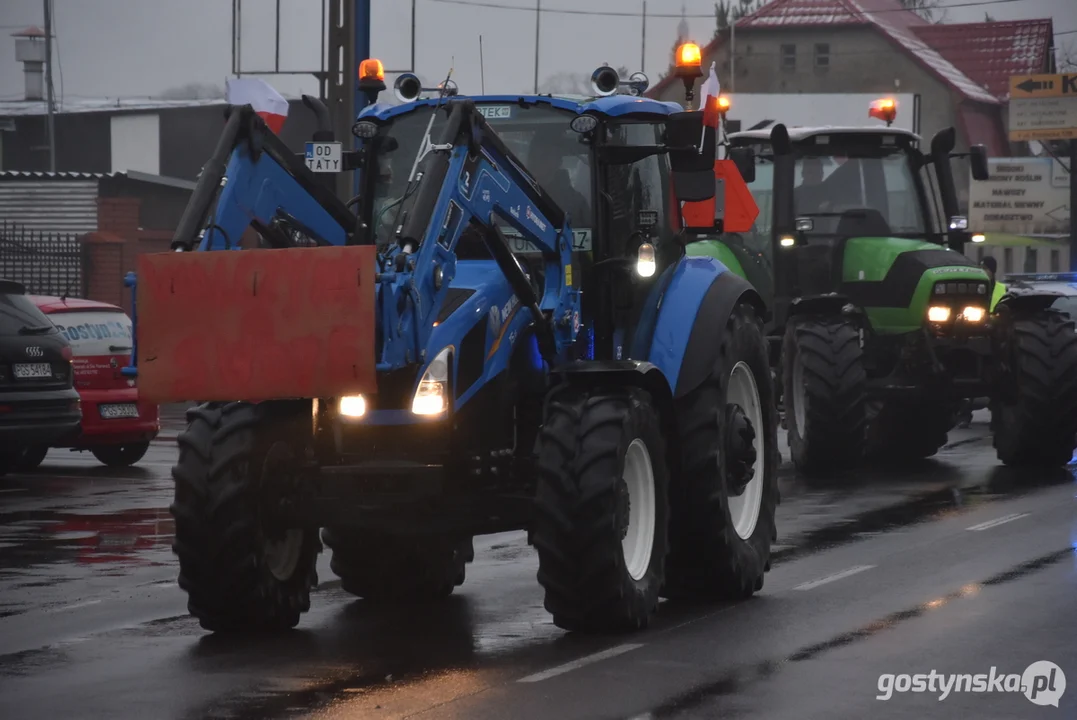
[0,0,1072,103]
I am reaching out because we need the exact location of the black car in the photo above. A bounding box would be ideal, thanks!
[0,279,82,476]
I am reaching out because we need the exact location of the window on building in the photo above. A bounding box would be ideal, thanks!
[1003,247,1013,274]
[814,43,830,68]
[1050,249,1061,272]
[1024,247,1038,273]
[781,44,796,70]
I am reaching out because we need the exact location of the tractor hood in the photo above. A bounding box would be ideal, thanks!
[840,237,989,334]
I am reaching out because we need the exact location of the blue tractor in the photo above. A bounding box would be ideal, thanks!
[129,55,778,634]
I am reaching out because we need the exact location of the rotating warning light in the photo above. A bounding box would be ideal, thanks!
[869,97,897,126]
[717,96,731,113]
[675,42,703,77]
[359,58,385,82]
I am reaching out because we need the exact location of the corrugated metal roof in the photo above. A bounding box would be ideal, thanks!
[0,177,100,234]
[0,97,229,118]
[913,19,1054,100]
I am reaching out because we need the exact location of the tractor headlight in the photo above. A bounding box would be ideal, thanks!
[338,394,367,418]
[927,306,951,323]
[961,306,986,323]
[412,346,451,416]
[636,242,656,277]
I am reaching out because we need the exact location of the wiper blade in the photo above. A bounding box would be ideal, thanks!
[18,324,54,335]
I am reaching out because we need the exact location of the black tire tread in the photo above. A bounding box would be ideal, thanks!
[170,401,320,632]
[993,312,1077,467]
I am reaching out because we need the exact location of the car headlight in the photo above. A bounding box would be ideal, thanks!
[927,306,951,323]
[412,347,451,416]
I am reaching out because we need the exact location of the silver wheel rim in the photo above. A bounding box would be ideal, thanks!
[793,352,807,433]
[728,361,765,540]
[622,438,657,582]
[265,530,303,582]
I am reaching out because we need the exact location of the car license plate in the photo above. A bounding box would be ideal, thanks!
[477,105,512,120]
[13,363,52,379]
[304,141,342,172]
[99,403,139,419]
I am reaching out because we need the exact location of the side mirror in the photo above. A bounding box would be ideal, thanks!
[969,144,990,181]
[930,126,956,157]
[728,146,756,184]
[667,111,716,202]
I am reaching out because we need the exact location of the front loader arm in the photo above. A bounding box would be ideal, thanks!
[172,105,357,252]
[378,98,580,369]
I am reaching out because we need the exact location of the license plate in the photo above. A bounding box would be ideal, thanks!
[304,141,342,172]
[99,403,139,419]
[478,105,512,120]
[504,229,592,254]
[13,363,52,379]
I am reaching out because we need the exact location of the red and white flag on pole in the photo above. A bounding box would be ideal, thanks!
[225,77,289,134]
[699,62,722,128]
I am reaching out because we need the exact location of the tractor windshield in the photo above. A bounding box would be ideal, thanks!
[793,146,927,238]
[367,103,592,247]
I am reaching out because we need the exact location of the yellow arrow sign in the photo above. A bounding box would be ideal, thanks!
[1009,73,1077,98]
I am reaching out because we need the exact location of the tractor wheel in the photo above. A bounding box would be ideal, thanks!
[865,401,954,461]
[321,528,473,603]
[533,387,670,632]
[170,402,320,632]
[782,318,867,476]
[664,302,779,601]
[992,312,1077,467]
[91,442,150,468]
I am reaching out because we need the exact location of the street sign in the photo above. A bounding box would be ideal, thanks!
[969,157,1070,235]
[305,141,343,172]
[1008,73,1077,142]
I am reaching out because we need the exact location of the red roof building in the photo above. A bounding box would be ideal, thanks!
[647,0,1055,164]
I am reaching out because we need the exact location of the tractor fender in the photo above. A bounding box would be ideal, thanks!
[646,256,764,400]
[787,293,857,320]
[995,289,1068,316]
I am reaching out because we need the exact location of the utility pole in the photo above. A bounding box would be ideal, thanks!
[533,0,540,93]
[43,0,56,172]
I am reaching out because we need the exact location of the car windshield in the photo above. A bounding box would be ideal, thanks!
[0,291,57,337]
[793,145,927,237]
[368,103,592,248]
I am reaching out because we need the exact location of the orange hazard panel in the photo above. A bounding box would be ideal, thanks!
[713,159,759,233]
[135,246,377,404]
[678,160,760,233]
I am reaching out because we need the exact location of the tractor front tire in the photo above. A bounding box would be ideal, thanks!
[782,318,867,476]
[533,388,670,633]
[171,402,320,633]
[664,302,779,601]
[992,312,1077,467]
[322,528,473,603]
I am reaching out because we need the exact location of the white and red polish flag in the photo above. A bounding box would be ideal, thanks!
[225,77,289,134]
[699,62,722,128]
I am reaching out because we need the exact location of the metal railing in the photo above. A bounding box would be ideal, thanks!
[0,219,86,297]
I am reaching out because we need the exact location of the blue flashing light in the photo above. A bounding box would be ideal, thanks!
[587,325,595,361]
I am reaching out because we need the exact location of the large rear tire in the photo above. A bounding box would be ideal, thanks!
[782,318,867,476]
[664,302,779,601]
[171,402,320,632]
[322,528,473,603]
[992,312,1077,467]
[533,388,670,632]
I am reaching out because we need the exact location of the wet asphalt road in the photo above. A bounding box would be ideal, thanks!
[0,410,1074,720]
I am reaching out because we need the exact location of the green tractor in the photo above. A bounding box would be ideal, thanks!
[694,120,1077,475]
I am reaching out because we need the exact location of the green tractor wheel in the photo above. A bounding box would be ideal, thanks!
[781,317,867,476]
[991,311,1077,467]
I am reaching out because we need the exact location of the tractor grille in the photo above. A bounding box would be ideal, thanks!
[931,280,989,299]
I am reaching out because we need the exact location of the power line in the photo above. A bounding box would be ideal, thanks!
[423,0,1031,18]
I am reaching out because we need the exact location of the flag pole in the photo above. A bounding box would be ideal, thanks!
[698,61,717,153]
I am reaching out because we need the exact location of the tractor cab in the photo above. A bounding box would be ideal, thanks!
[728,107,991,334]
[351,61,720,362]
